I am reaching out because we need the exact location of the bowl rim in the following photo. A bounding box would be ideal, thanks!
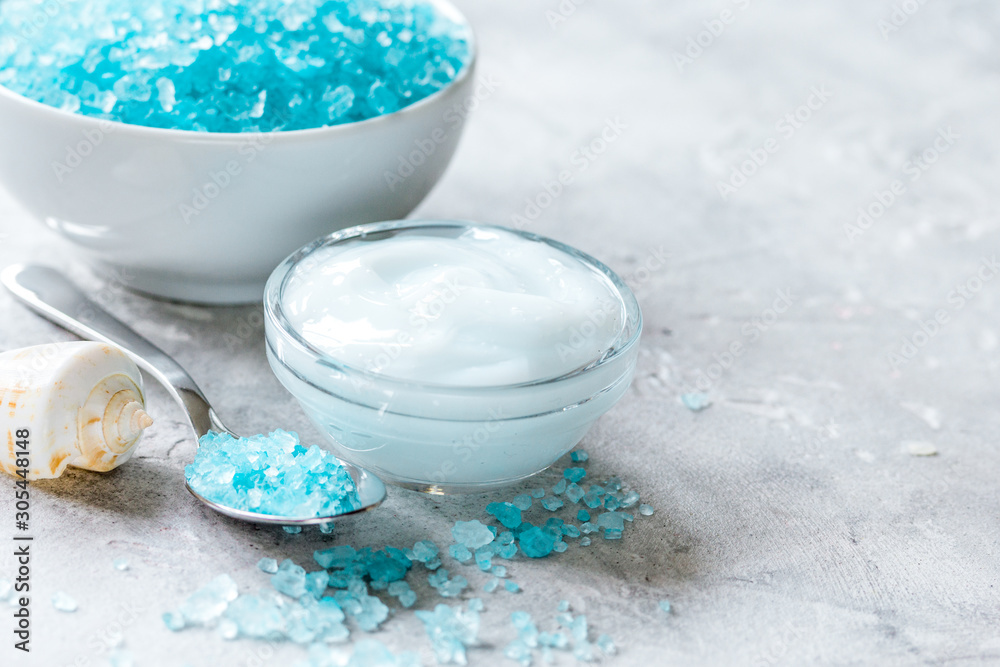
[0,0,477,142]
[264,219,644,394]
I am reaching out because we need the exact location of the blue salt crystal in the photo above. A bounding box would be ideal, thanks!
[621,490,641,508]
[186,431,361,520]
[319,522,335,535]
[558,600,570,612]
[553,540,568,553]
[512,494,533,510]
[544,518,565,530]
[284,526,303,535]
[0,0,473,133]
[604,495,621,511]
[605,478,623,493]
[162,611,185,631]
[530,488,546,499]
[314,545,357,570]
[337,639,421,667]
[305,571,331,599]
[577,509,591,522]
[474,548,493,571]
[225,594,285,638]
[681,392,712,411]
[425,557,443,571]
[596,512,626,532]
[659,599,672,614]
[640,504,655,516]
[540,631,568,649]
[580,537,591,547]
[415,604,480,665]
[570,615,589,643]
[178,574,239,625]
[583,491,604,509]
[518,526,557,558]
[492,565,508,578]
[597,635,616,655]
[540,497,564,512]
[108,649,134,667]
[561,525,581,538]
[504,581,521,593]
[413,540,439,564]
[113,557,130,571]
[484,578,500,593]
[565,483,585,504]
[552,479,568,495]
[603,529,622,540]
[498,543,518,559]
[52,591,78,612]
[487,502,523,529]
[452,520,495,549]
[449,544,473,563]
[570,450,589,462]
[573,642,596,662]
[272,559,308,598]
[579,522,598,534]
[497,531,515,546]
[563,468,586,483]
[504,638,532,667]
[257,557,279,574]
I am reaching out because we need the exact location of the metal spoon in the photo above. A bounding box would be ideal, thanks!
[1,264,386,527]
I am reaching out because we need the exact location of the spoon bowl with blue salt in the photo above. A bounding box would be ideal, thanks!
[2,264,387,527]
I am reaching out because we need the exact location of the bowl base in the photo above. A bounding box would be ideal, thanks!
[386,468,551,495]
[90,260,264,305]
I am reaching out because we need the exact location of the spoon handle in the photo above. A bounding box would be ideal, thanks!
[1,264,229,438]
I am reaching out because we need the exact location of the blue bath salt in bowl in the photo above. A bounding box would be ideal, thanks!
[0,0,472,132]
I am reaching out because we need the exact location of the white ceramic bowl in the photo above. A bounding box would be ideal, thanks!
[0,0,476,304]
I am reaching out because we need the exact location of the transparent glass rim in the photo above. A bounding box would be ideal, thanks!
[264,219,644,394]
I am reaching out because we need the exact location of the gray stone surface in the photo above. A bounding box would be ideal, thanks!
[2,0,1000,665]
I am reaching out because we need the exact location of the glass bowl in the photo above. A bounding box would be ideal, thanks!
[264,220,642,493]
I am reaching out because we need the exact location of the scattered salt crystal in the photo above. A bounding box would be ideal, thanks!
[570,450,589,462]
[681,392,712,412]
[52,591,78,612]
[113,557,129,571]
[639,504,655,516]
[659,599,672,614]
[512,494,533,510]
[452,520,495,550]
[530,488,546,499]
[540,497,564,512]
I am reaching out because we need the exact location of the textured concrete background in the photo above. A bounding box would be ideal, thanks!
[2,0,1000,665]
